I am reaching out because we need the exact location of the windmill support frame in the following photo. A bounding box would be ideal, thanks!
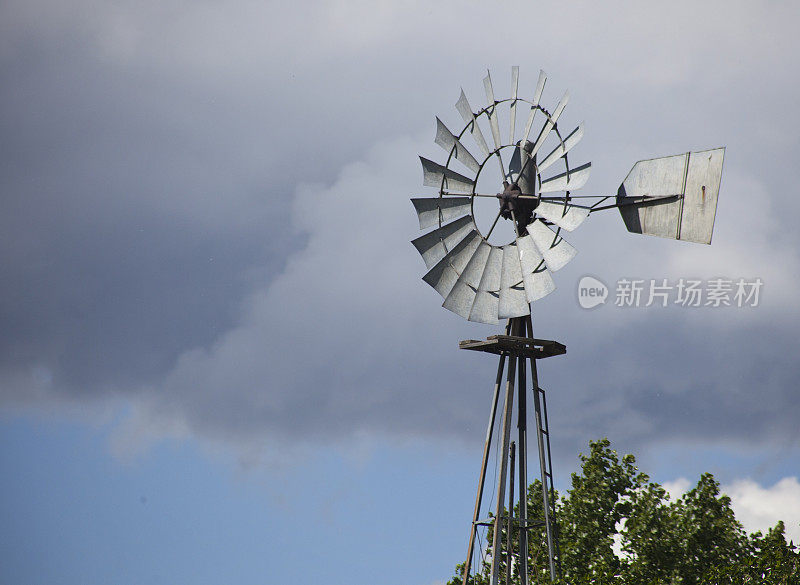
[459,316,564,584]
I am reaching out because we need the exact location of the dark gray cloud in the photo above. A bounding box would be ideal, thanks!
[2,0,799,468]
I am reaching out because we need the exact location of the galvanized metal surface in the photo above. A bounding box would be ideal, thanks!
[516,232,545,272]
[469,290,500,325]
[530,91,569,158]
[679,148,725,243]
[526,219,577,271]
[522,265,556,303]
[509,66,519,145]
[498,244,529,318]
[442,240,491,318]
[617,147,724,244]
[539,123,584,173]
[442,279,477,319]
[420,156,475,193]
[461,240,492,289]
[483,72,503,151]
[422,231,481,298]
[469,246,503,324]
[517,233,556,301]
[539,161,591,193]
[434,118,482,174]
[411,215,473,269]
[534,200,590,232]
[456,89,491,158]
[411,196,472,230]
[522,70,547,143]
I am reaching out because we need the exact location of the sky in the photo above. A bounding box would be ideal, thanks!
[2,1,800,583]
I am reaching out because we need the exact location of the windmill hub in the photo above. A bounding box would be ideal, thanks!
[497,182,538,225]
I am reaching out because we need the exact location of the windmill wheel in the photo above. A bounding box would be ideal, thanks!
[412,67,591,324]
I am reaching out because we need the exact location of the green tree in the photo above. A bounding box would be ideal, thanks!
[559,439,646,583]
[673,472,747,584]
[700,521,800,584]
[448,438,800,585]
[621,480,681,583]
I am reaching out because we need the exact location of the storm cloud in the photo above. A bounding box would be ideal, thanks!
[2,0,800,468]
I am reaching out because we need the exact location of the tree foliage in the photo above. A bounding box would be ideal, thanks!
[448,439,799,585]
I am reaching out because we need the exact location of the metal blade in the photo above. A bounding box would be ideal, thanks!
[420,156,475,193]
[508,66,519,145]
[530,91,569,158]
[411,215,474,269]
[516,234,555,302]
[522,266,556,303]
[411,196,472,230]
[442,241,491,319]
[469,246,503,324]
[538,123,585,173]
[539,162,591,193]
[469,290,500,324]
[522,70,547,143]
[456,90,491,158]
[534,199,590,231]
[498,244,529,319]
[422,230,481,298]
[526,219,577,271]
[516,233,544,272]
[498,287,529,319]
[434,118,481,174]
[483,72,502,151]
[477,245,503,291]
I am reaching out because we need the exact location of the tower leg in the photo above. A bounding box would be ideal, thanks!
[489,317,521,585]
[489,347,516,585]
[517,337,528,585]
[506,441,516,585]
[461,352,506,584]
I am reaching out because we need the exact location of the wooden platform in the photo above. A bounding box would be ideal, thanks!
[459,335,566,359]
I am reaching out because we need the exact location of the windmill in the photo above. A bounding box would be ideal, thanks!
[410,66,724,584]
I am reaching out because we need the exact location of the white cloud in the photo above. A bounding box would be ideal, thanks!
[662,477,691,502]
[725,477,800,544]
[661,476,800,544]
